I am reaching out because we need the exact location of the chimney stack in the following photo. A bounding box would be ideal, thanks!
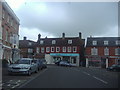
[38,34,41,40]
[79,32,82,39]
[23,37,27,40]
[62,33,65,39]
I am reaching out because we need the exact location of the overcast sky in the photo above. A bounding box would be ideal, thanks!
[6,0,118,41]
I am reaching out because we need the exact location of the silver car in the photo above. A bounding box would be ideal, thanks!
[8,58,38,76]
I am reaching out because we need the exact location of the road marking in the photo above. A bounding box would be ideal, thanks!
[83,71,90,76]
[18,69,48,88]
[12,84,20,88]
[93,76,108,84]
[7,84,11,86]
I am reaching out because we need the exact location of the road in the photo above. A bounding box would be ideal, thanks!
[16,65,119,88]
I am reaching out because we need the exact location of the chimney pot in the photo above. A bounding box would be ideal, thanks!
[62,33,65,39]
[23,37,27,40]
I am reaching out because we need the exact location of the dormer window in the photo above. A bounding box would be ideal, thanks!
[29,42,32,46]
[116,40,120,45]
[104,41,108,45]
[68,40,72,44]
[52,40,56,44]
[40,40,44,44]
[92,41,97,45]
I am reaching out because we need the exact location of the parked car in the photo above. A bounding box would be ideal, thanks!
[54,60,61,66]
[8,58,38,76]
[59,60,71,67]
[33,59,47,70]
[106,64,120,72]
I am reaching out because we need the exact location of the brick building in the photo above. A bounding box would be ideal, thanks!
[0,1,20,63]
[35,33,85,66]
[19,37,37,59]
[85,37,120,68]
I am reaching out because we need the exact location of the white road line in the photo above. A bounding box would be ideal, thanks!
[7,84,11,86]
[83,71,90,76]
[93,76,108,84]
[18,69,48,88]
[12,84,20,88]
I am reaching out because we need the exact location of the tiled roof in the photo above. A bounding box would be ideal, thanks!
[86,37,120,47]
[37,37,85,46]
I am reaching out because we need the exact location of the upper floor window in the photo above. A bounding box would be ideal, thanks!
[52,40,56,44]
[92,41,97,45]
[40,40,44,44]
[36,47,40,53]
[116,40,120,45]
[91,47,98,55]
[56,47,60,52]
[28,48,33,53]
[115,48,120,55]
[28,42,32,46]
[73,46,77,52]
[62,47,66,52]
[104,47,109,55]
[2,9,5,19]
[46,47,50,52]
[68,40,72,44]
[7,15,10,23]
[104,41,109,45]
[5,30,9,42]
[67,47,71,52]
[51,47,55,52]
[41,47,44,53]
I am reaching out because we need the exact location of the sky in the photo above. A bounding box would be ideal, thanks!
[5,0,119,41]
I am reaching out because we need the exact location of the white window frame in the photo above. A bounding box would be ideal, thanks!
[62,47,66,52]
[73,46,77,52]
[92,41,97,45]
[28,48,33,53]
[104,41,109,45]
[52,40,56,44]
[115,48,120,55]
[46,47,50,52]
[67,47,71,52]
[2,9,5,19]
[36,47,40,54]
[91,47,98,55]
[68,40,72,44]
[104,47,109,55]
[56,47,60,52]
[29,42,32,46]
[51,47,55,52]
[41,47,44,53]
[116,40,120,45]
[40,40,44,44]
[5,30,8,42]
[7,15,10,23]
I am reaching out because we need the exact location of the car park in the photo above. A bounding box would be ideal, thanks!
[8,58,38,76]
[106,64,120,72]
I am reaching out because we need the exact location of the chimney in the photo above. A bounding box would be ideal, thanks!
[38,34,41,40]
[79,32,82,39]
[62,33,65,39]
[23,37,27,40]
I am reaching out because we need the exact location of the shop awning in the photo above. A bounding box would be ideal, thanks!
[50,53,79,56]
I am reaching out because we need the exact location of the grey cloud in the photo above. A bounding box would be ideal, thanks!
[15,2,118,39]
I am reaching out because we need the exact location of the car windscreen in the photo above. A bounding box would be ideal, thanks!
[18,60,30,64]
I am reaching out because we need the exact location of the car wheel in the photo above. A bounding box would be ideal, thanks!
[28,69,31,76]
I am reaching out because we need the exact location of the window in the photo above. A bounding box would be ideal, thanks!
[67,47,71,52]
[0,26,3,40]
[92,41,97,45]
[115,48,120,55]
[51,47,55,52]
[91,47,98,55]
[28,48,33,53]
[52,40,56,44]
[36,47,40,53]
[29,42,32,46]
[68,40,72,44]
[104,41,108,45]
[73,46,77,52]
[46,47,50,52]
[5,30,9,42]
[56,47,60,52]
[7,15,10,23]
[104,47,109,55]
[11,19,13,26]
[2,9,5,19]
[40,40,44,44]
[116,40,120,45]
[62,47,66,52]
[41,47,44,53]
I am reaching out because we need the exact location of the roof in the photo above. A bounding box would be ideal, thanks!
[86,37,120,47]
[19,40,37,48]
[37,37,85,46]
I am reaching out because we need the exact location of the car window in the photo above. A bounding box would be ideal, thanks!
[18,60,30,64]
